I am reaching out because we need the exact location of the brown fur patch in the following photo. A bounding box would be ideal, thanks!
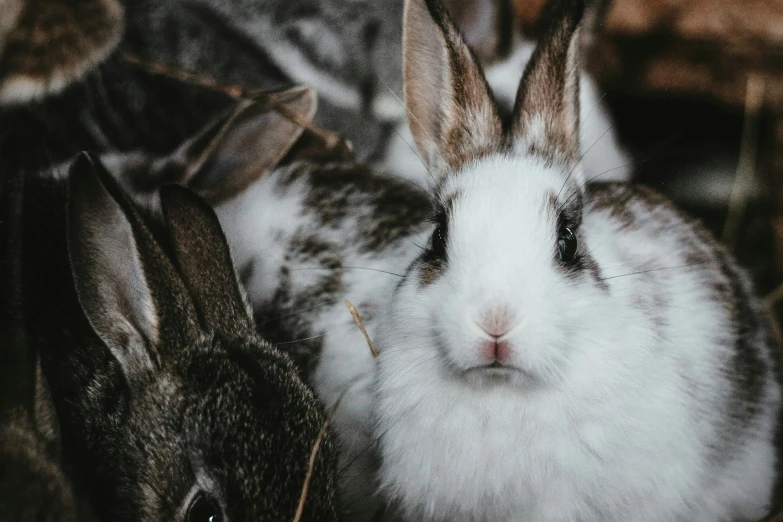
[281,162,432,253]
[0,0,123,103]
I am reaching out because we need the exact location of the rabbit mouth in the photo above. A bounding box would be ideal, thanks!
[462,361,530,380]
[460,362,545,389]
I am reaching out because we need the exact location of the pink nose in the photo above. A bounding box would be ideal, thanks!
[477,306,514,338]
[477,306,515,362]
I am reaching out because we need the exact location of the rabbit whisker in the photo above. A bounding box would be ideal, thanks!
[388,123,437,184]
[377,77,438,162]
[598,262,708,281]
[289,266,405,278]
[556,124,616,202]
[275,333,328,346]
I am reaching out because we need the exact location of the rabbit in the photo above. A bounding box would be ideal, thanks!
[0,355,88,522]
[369,0,783,520]
[0,0,123,105]
[162,0,630,183]
[6,150,341,521]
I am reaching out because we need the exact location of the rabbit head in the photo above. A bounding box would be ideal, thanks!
[382,0,598,389]
[57,153,339,521]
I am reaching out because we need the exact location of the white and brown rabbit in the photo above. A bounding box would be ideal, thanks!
[4,150,341,521]
[103,35,780,517]
[372,0,783,520]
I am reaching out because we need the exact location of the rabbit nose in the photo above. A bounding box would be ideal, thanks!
[477,306,515,338]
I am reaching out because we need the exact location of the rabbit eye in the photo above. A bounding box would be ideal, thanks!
[186,492,223,522]
[430,221,448,259]
[557,227,577,263]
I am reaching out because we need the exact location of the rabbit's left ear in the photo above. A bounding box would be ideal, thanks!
[0,0,124,105]
[511,0,585,163]
[67,153,162,386]
[403,0,503,176]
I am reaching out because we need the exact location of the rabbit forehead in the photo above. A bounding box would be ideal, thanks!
[441,153,574,240]
[431,153,588,297]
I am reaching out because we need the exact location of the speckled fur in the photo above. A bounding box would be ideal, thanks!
[371,0,782,520]
[7,155,340,521]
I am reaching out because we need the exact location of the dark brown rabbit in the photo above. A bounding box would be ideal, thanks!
[3,152,340,521]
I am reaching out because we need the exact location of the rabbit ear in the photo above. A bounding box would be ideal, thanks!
[441,0,514,64]
[67,153,161,384]
[68,154,200,385]
[510,0,585,162]
[403,0,503,176]
[166,86,317,205]
[160,184,254,335]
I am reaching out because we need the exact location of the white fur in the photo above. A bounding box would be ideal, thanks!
[380,42,631,184]
[373,154,779,521]
[213,166,431,520]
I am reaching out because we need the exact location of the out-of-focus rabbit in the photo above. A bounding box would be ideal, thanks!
[7,148,340,521]
[127,0,628,182]
[0,0,123,104]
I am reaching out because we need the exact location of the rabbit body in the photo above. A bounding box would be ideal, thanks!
[374,176,781,522]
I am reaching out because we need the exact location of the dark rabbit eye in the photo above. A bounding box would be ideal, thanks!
[557,227,578,263]
[431,221,448,258]
[186,493,222,522]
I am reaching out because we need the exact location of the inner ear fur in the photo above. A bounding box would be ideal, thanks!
[403,0,503,176]
[511,0,585,163]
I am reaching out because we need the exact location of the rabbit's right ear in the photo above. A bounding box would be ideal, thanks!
[403,0,503,176]
[160,184,254,335]
[67,153,160,385]
[167,86,318,205]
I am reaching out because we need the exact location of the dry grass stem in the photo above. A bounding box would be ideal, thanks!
[722,74,765,249]
[765,281,783,309]
[292,393,344,522]
[345,299,379,358]
[120,53,352,156]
